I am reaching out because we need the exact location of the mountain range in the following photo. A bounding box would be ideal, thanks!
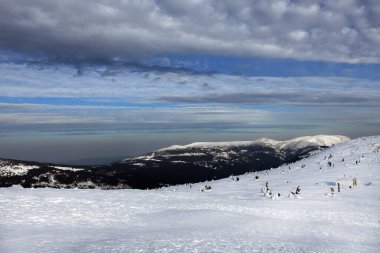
[0,135,349,189]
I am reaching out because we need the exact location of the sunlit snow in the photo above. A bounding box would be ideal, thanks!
[157,135,349,151]
[0,136,379,252]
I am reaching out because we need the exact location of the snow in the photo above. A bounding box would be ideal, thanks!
[157,144,187,151]
[132,163,145,166]
[1,135,379,252]
[280,135,350,150]
[157,134,349,151]
[53,166,84,172]
[165,152,207,156]
[0,162,84,177]
[0,161,38,176]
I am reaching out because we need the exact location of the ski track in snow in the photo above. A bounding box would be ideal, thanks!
[1,136,380,252]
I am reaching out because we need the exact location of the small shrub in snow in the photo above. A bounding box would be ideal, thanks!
[325,187,335,197]
[271,193,281,200]
[201,185,212,192]
[262,181,273,198]
[289,186,301,198]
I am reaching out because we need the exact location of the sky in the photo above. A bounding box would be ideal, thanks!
[0,0,380,164]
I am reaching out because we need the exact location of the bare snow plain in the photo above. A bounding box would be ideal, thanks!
[1,136,379,253]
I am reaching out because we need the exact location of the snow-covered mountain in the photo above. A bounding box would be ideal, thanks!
[157,135,349,151]
[0,136,379,252]
[143,134,349,162]
[0,135,349,189]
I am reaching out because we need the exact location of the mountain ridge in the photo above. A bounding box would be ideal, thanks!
[0,134,350,189]
[156,135,349,152]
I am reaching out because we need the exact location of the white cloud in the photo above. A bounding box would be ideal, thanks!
[289,30,308,41]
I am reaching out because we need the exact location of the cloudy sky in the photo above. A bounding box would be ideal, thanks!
[0,0,379,164]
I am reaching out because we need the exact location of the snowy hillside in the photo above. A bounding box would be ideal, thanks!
[0,135,379,252]
[0,159,83,177]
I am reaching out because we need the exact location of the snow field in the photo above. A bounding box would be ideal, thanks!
[0,136,379,252]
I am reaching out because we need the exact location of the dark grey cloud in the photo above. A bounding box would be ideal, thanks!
[20,56,215,77]
[0,0,379,63]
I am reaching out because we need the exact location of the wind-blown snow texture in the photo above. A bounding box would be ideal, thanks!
[1,136,379,252]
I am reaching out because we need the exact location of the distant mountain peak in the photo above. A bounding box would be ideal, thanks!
[286,134,350,145]
[156,135,350,152]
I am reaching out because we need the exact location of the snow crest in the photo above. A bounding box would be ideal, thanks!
[157,135,349,151]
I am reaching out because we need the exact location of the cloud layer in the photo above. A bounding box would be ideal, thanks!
[1,0,379,63]
[1,63,379,134]
[1,63,379,162]
[1,63,379,106]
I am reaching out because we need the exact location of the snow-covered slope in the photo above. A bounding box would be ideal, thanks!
[0,159,83,177]
[0,160,38,176]
[0,135,379,252]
